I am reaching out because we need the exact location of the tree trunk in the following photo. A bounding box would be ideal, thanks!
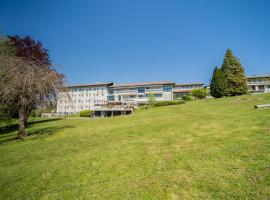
[18,108,26,139]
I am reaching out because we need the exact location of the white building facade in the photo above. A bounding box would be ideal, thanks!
[173,83,204,99]
[56,74,270,115]
[247,75,270,93]
[108,81,175,106]
[57,83,113,114]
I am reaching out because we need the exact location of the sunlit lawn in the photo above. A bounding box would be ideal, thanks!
[0,94,270,199]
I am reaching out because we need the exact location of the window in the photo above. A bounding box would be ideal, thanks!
[108,95,115,101]
[163,85,172,92]
[138,87,145,93]
[155,94,162,98]
[108,88,114,94]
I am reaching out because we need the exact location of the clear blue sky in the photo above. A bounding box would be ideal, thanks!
[0,0,269,85]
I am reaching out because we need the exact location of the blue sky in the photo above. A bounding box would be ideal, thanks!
[0,0,269,85]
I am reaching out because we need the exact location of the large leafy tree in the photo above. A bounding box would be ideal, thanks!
[210,66,226,98]
[221,49,248,96]
[0,35,64,138]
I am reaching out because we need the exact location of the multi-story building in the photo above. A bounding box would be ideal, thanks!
[56,74,270,115]
[57,82,113,114]
[108,81,175,106]
[57,81,179,114]
[173,83,204,99]
[247,75,270,93]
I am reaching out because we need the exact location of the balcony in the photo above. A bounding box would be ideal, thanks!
[145,88,163,93]
[114,90,138,94]
[247,81,270,85]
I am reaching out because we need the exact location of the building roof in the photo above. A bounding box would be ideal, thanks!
[111,81,175,88]
[175,83,204,86]
[65,82,114,88]
[247,75,270,79]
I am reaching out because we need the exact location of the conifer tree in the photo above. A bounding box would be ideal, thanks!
[221,49,248,96]
[210,66,226,98]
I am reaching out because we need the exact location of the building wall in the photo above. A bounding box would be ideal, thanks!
[56,82,206,114]
[57,86,109,114]
[173,84,204,98]
[247,76,270,93]
[110,84,174,105]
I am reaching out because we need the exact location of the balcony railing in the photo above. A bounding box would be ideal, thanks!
[247,81,270,85]
[145,88,163,93]
[114,90,138,94]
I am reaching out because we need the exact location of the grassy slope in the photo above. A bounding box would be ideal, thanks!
[0,94,270,199]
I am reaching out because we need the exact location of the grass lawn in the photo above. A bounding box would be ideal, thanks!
[0,94,270,199]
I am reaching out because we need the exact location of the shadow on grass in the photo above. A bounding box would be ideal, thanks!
[0,118,70,144]
[0,118,62,135]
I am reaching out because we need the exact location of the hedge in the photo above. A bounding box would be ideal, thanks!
[79,110,93,117]
[182,95,193,101]
[153,100,185,107]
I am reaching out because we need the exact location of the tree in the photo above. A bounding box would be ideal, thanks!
[191,88,208,99]
[0,35,64,138]
[148,93,156,106]
[210,66,226,98]
[221,49,248,96]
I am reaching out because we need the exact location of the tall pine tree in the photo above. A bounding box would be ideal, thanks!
[221,49,248,96]
[210,66,226,98]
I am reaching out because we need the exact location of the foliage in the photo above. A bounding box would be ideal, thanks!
[79,110,93,117]
[0,35,64,138]
[191,88,208,99]
[210,66,227,98]
[153,100,185,107]
[148,93,156,106]
[182,95,193,101]
[221,49,248,96]
[8,35,51,66]
[0,93,270,199]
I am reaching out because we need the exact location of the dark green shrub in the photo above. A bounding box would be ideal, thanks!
[182,95,193,101]
[210,66,226,98]
[29,109,42,117]
[80,110,93,117]
[153,100,185,107]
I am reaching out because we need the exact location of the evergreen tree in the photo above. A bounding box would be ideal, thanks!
[221,49,248,96]
[210,66,226,98]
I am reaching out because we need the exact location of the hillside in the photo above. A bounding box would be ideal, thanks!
[0,94,270,199]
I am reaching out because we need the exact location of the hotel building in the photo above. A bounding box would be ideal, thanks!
[56,74,270,115]
[173,83,205,99]
[247,75,270,93]
[56,82,113,114]
[57,81,204,114]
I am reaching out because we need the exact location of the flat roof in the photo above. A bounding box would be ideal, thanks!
[247,75,270,79]
[175,83,204,86]
[111,81,175,88]
[65,82,114,88]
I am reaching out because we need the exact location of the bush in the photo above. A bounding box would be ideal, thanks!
[29,109,42,117]
[191,88,208,99]
[153,100,185,107]
[182,95,193,101]
[79,110,93,117]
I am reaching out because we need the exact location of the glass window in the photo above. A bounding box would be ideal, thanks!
[163,85,172,92]
[108,88,114,94]
[138,87,145,93]
[107,95,115,101]
[155,94,162,98]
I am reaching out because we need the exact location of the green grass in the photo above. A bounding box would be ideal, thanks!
[0,94,270,199]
